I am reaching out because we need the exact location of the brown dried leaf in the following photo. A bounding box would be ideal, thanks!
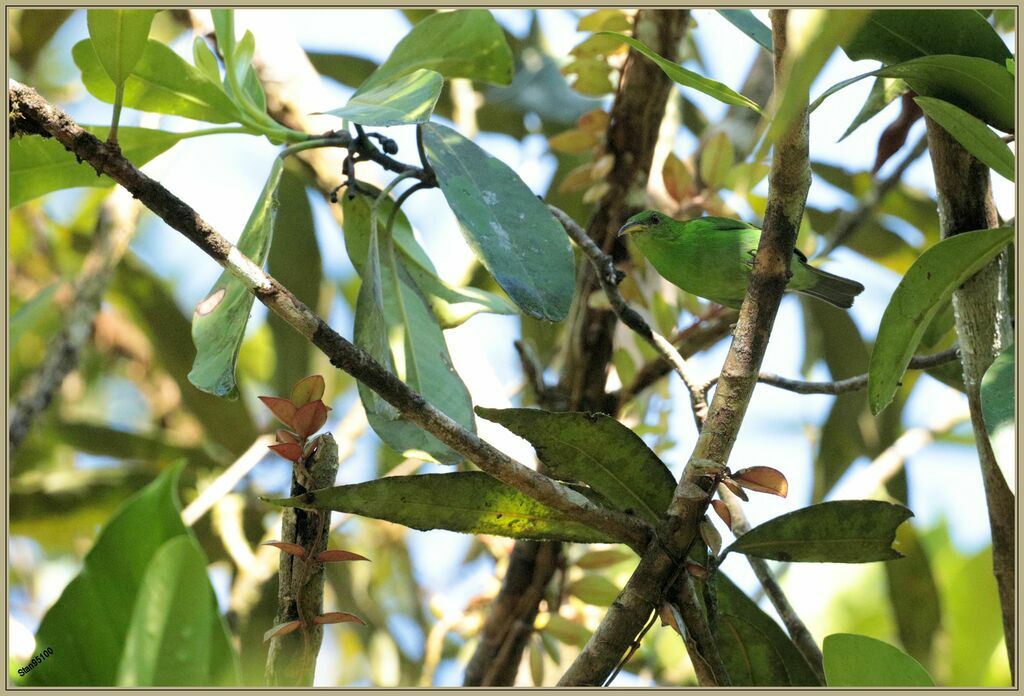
[711,499,733,530]
[685,560,708,579]
[317,549,371,563]
[258,396,297,429]
[291,374,326,408]
[262,540,307,557]
[263,620,302,642]
[548,128,597,155]
[721,476,749,502]
[732,466,789,498]
[700,518,722,556]
[313,612,366,626]
[658,602,682,634]
[558,163,598,193]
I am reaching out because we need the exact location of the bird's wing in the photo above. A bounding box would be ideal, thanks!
[699,216,760,233]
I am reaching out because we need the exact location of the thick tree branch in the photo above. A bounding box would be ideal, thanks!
[8,79,649,552]
[559,12,811,684]
[924,115,1015,671]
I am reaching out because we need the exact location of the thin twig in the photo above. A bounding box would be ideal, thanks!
[700,345,960,396]
[550,205,709,429]
[8,79,650,553]
[183,434,276,526]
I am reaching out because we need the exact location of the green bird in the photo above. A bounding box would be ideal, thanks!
[618,211,865,310]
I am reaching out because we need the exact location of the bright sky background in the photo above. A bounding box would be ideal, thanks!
[20,8,1016,686]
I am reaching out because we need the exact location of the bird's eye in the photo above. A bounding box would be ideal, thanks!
[650,213,662,225]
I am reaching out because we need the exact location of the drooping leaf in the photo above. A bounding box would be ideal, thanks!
[715,613,792,686]
[869,227,1012,414]
[915,97,1014,181]
[116,536,232,686]
[714,573,822,685]
[839,77,909,141]
[325,68,443,126]
[883,522,942,669]
[189,157,285,398]
[595,32,762,114]
[10,127,190,207]
[476,407,676,525]
[717,10,772,52]
[357,9,513,93]
[877,55,1014,133]
[980,343,1015,490]
[343,192,475,464]
[25,464,239,686]
[723,500,912,563]
[85,10,157,86]
[73,39,243,124]
[840,9,1012,66]
[269,472,615,543]
[421,122,576,321]
[823,633,933,686]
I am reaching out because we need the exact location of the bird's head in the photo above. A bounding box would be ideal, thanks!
[617,210,672,238]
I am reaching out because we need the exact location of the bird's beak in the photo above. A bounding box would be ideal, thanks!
[617,222,645,237]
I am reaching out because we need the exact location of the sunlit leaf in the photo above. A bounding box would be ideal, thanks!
[915,96,1014,181]
[823,633,933,686]
[325,69,443,126]
[980,343,1015,490]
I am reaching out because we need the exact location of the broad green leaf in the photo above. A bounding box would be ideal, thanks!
[714,573,822,685]
[422,123,576,321]
[270,472,615,543]
[476,407,675,525]
[86,10,156,86]
[308,51,378,88]
[189,157,285,398]
[915,96,1014,181]
[715,613,791,686]
[192,36,220,82]
[981,343,1015,490]
[869,227,1012,414]
[823,633,933,686]
[25,464,239,686]
[883,522,942,669]
[840,10,1012,66]
[111,255,258,455]
[595,32,762,114]
[325,68,443,126]
[10,127,189,207]
[73,39,243,124]
[879,55,1014,133]
[839,77,908,141]
[267,170,321,397]
[343,192,475,464]
[117,536,233,686]
[717,10,772,52]
[358,9,513,93]
[723,500,912,563]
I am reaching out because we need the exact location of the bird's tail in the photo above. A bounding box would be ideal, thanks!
[796,265,865,309]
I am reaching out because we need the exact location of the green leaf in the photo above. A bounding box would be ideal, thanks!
[714,573,822,685]
[192,36,220,82]
[883,522,942,669]
[54,421,221,471]
[421,122,576,321]
[823,633,933,686]
[358,9,513,93]
[308,51,378,88]
[116,536,233,686]
[869,227,1012,414]
[189,157,285,398]
[111,254,258,455]
[343,192,475,464]
[715,613,791,686]
[10,282,60,356]
[210,10,235,60]
[267,170,321,397]
[10,127,189,207]
[840,10,1012,66]
[717,10,772,52]
[723,500,912,563]
[475,407,675,525]
[73,39,243,124]
[981,343,1015,490]
[878,55,1014,133]
[85,10,156,86]
[915,96,1014,181]
[270,472,615,543]
[325,69,443,126]
[595,32,762,114]
[839,77,908,142]
[567,574,621,606]
[25,464,239,686]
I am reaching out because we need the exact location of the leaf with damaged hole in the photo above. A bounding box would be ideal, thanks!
[869,227,1012,414]
[422,123,576,321]
[268,472,614,543]
[189,157,285,399]
[476,407,676,525]
[723,500,913,563]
